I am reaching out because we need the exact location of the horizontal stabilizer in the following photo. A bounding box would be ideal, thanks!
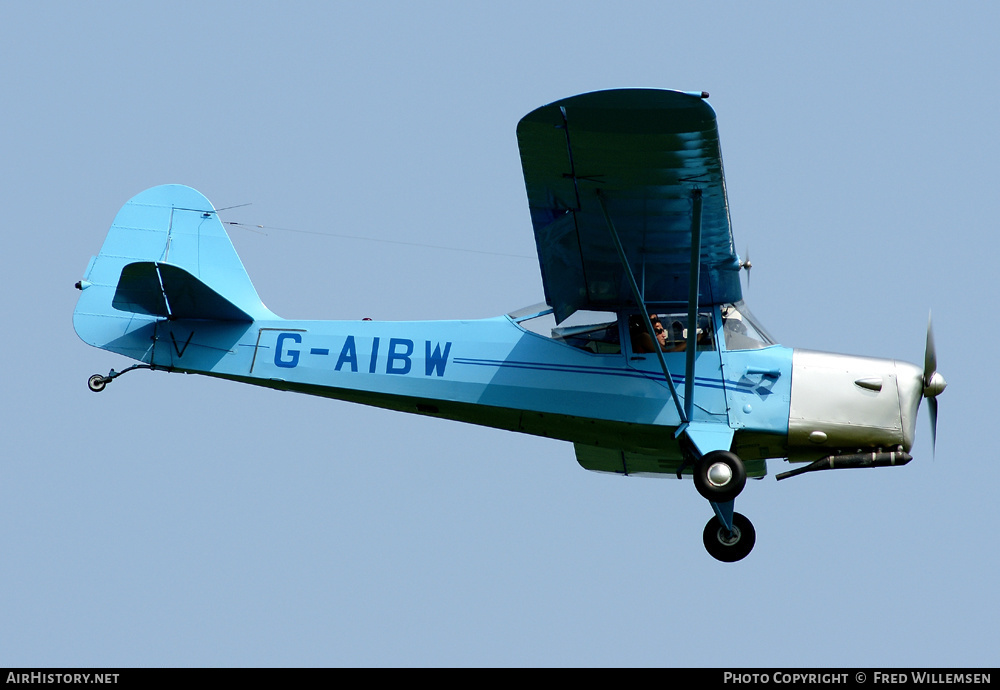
[113,262,253,322]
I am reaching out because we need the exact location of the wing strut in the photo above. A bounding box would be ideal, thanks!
[684,189,703,423]
[596,190,688,424]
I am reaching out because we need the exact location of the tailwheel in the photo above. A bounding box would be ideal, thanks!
[703,512,755,562]
[84,364,152,393]
[693,450,746,503]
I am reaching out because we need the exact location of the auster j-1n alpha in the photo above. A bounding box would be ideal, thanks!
[74,89,946,561]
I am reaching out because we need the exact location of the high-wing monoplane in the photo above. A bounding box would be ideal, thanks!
[74,89,946,561]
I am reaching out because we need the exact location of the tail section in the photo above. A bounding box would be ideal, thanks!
[74,185,275,362]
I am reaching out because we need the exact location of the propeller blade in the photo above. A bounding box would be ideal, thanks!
[928,396,938,456]
[921,312,945,457]
[924,312,937,382]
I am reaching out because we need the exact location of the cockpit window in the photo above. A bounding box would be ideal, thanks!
[721,301,775,350]
[509,305,621,354]
[628,312,715,354]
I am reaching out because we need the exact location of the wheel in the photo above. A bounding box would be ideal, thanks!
[693,450,746,502]
[88,374,107,393]
[703,512,756,562]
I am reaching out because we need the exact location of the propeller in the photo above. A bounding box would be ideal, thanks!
[739,247,752,288]
[922,313,947,453]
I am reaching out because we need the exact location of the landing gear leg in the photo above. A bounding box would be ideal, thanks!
[703,511,755,562]
[86,364,152,393]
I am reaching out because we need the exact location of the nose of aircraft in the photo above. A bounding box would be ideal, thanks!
[788,318,946,459]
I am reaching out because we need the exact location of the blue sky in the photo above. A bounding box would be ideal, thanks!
[2,1,997,667]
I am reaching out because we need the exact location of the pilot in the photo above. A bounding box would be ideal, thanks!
[653,317,670,350]
[629,314,663,353]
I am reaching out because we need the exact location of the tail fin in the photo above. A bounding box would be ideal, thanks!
[74,185,275,361]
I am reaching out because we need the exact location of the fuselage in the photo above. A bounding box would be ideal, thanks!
[110,300,923,478]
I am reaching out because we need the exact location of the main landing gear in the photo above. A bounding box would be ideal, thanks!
[693,450,746,503]
[691,450,756,562]
[86,365,152,392]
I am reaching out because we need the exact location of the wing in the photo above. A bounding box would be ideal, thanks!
[517,89,742,324]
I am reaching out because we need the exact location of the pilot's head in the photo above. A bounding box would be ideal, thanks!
[651,316,668,347]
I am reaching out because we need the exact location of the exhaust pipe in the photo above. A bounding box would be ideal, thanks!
[776,450,912,481]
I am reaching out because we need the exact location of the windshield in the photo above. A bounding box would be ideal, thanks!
[721,301,775,350]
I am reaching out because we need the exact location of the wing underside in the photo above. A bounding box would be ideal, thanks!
[574,443,768,478]
[517,89,742,323]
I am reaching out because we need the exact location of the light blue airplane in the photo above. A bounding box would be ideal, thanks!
[74,89,946,561]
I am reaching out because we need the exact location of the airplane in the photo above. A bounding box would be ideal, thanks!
[73,88,946,562]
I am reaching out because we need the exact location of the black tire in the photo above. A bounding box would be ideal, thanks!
[703,512,756,563]
[693,450,746,503]
[88,374,106,393]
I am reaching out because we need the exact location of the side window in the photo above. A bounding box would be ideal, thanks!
[628,312,715,354]
[551,319,621,354]
[509,306,621,354]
